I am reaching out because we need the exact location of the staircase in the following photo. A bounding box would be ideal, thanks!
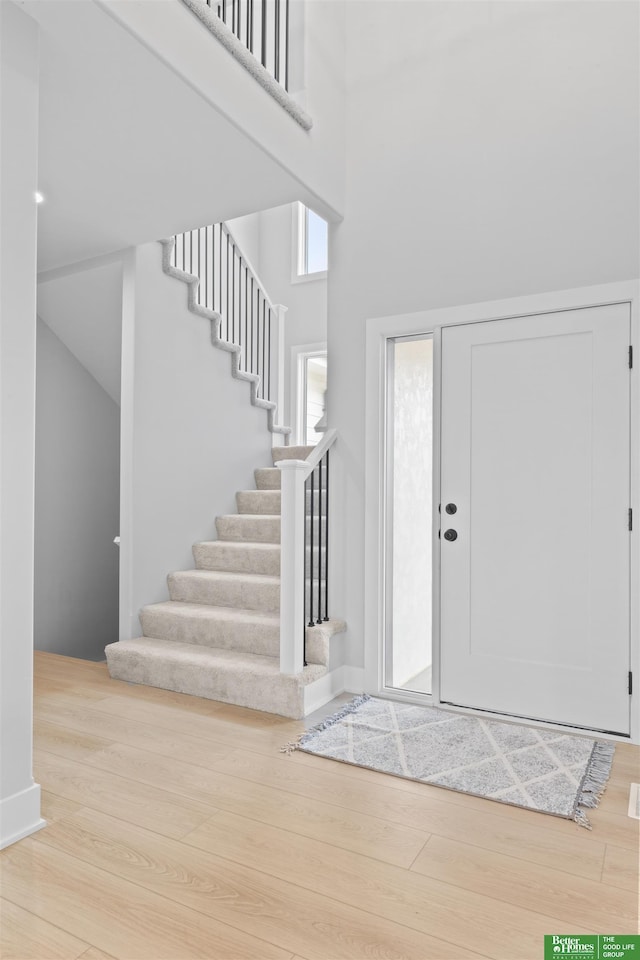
[106,444,345,719]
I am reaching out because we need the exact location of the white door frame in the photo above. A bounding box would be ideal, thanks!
[290,341,327,446]
[364,279,639,744]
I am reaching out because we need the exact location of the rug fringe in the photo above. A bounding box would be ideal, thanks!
[281,694,371,754]
[574,741,616,829]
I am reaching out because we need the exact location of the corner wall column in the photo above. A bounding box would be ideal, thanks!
[0,1,45,848]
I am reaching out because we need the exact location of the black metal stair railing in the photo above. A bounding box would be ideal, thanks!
[278,429,336,674]
[171,223,274,403]
[303,448,329,663]
[205,0,290,91]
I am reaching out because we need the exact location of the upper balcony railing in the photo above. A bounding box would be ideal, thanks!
[180,0,312,129]
[206,0,290,91]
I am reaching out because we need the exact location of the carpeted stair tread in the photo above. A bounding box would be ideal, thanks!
[236,490,281,515]
[216,514,280,543]
[140,600,280,657]
[272,444,315,463]
[168,569,280,612]
[107,636,325,680]
[142,600,280,626]
[105,637,326,718]
[193,540,280,575]
[140,602,338,665]
[254,467,281,490]
[169,569,280,586]
[253,467,326,493]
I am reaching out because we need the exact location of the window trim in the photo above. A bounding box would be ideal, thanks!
[291,202,328,284]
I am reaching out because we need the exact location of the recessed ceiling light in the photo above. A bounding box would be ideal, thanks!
[35,191,44,204]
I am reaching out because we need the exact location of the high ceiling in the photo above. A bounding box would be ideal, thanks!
[26,0,334,272]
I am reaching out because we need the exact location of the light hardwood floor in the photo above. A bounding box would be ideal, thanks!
[1,652,638,960]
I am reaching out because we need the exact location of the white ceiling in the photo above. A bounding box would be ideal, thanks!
[38,259,123,404]
[27,0,308,272]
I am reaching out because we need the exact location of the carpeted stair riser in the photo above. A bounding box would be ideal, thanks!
[255,465,328,493]
[105,637,325,719]
[272,444,315,463]
[304,619,346,666]
[304,633,327,666]
[215,514,280,543]
[254,467,281,490]
[140,601,280,657]
[195,539,324,578]
[139,600,335,666]
[193,541,280,575]
[168,570,280,613]
[235,490,326,515]
[236,490,281,515]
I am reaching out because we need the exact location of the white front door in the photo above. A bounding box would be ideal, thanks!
[439,304,631,734]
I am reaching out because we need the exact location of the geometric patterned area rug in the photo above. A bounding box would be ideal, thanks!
[286,695,615,828]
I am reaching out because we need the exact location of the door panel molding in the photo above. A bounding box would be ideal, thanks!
[440,306,630,733]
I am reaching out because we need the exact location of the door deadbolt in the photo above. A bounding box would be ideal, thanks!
[445,503,457,514]
[443,529,458,542]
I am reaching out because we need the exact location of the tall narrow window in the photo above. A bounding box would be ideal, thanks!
[295,203,328,278]
[385,335,433,695]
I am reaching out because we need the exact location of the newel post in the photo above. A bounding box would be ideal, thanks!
[277,458,307,674]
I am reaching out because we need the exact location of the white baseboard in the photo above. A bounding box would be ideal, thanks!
[304,667,345,715]
[303,665,366,715]
[0,782,46,849]
[343,665,365,693]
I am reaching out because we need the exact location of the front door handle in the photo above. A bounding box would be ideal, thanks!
[443,529,458,542]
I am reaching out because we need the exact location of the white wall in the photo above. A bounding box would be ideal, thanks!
[328,1,640,670]
[225,203,328,430]
[226,214,262,274]
[120,242,276,640]
[259,204,327,427]
[28,0,346,273]
[38,257,124,405]
[0,1,44,848]
[35,320,120,661]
